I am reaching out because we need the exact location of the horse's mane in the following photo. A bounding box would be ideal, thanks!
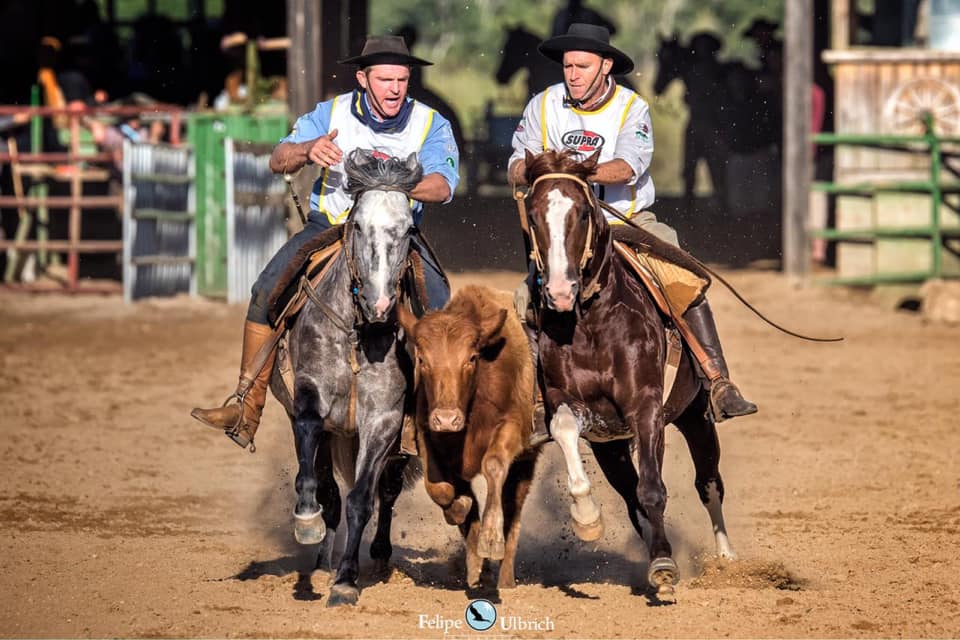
[525,149,594,183]
[344,149,423,196]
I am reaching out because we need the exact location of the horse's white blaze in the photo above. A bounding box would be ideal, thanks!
[545,188,576,302]
[355,191,410,314]
[704,480,737,559]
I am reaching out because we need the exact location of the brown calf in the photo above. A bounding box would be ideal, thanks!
[397,285,539,589]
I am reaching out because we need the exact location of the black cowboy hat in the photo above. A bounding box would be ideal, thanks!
[538,23,634,75]
[338,35,433,67]
[744,17,779,39]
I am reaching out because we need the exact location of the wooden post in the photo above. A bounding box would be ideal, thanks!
[286,0,323,119]
[831,0,850,50]
[287,0,368,116]
[783,0,813,277]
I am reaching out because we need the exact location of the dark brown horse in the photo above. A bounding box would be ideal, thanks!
[520,149,735,600]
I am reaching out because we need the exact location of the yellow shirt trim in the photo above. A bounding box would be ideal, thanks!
[318,95,342,223]
[540,89,549,150]
[570,85,622,116]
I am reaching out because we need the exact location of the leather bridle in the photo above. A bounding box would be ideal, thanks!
[513,172,607,306]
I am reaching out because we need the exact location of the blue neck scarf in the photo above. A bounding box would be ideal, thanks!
[349,88,415,134]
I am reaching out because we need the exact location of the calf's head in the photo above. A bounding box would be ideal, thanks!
[398,303,507,432]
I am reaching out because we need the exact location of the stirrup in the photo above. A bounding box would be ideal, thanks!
[708,379,757,423]
[221,392,257,453]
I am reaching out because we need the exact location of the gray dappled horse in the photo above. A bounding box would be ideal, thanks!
[270,149,421,607]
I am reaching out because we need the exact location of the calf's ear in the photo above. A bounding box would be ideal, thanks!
[478,308,508,349]
[396,302,418,340]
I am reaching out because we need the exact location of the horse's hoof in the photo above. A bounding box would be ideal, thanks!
[327,583,360,607]
[371,557,390,579]
[647,557,679,591]
[656,583,677,603]
[443,495,473,526]
[571,515,604,542]
[293,510,326,545]
[477,528,505,560]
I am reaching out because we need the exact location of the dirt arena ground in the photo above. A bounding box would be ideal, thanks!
[1,269,958,638]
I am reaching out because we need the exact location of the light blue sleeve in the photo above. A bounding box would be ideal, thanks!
[280,100,334,144]
[418,113,460,204]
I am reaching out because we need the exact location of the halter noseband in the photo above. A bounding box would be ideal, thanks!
[342,185,414,313]
[514,172,604,304]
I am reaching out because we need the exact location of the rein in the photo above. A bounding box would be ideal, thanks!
[305,186,414,434]
[514,173,841,343]
[596,199,843,343]
[513,172,604,304]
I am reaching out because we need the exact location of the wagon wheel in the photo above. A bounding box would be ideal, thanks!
[882,78,960,135]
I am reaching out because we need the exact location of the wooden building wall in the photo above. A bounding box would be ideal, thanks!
[822,48,960,278]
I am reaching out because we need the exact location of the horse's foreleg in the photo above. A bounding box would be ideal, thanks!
[589,439,649,540]
[369,455,409,574]
[497,454,537,589]
[630,408,677,600]
[328,417,397,607]
[674,391,736,560]
[293,385,327,545]
[551,403,603,541]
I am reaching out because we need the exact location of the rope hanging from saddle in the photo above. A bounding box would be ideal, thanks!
[513,173,843,343]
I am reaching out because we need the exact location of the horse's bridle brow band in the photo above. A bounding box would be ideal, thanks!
[517,172,597,276]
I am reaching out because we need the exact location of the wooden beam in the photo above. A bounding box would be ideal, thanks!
[831,0,850,50]
[286,0,368,114]
[783,0,814,276]
[286,0,323,118]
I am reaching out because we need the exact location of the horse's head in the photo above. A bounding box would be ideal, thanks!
[397,294,507,432]
[344,149,422,324]
[495,26,540,86]
[653,32,684,96]
[523,148,604,313]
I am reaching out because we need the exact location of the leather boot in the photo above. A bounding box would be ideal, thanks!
[399,414,419,456]
[191,320,277,449]
[682,299,758,422]
[518,309,551,448]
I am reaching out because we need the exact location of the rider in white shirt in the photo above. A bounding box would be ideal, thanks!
[508,23,756,427]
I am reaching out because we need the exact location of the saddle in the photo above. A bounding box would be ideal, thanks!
[610,224,711,318]
[267,227,434,407]
[265,226,432,328]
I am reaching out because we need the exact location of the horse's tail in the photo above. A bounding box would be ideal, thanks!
[328,432,422,491]
[401,455,423,490]
[331,435,359,491]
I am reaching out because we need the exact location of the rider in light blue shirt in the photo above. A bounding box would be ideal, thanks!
[192,35,461,451]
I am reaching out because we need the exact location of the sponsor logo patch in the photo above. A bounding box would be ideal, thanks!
[562,129,605,152]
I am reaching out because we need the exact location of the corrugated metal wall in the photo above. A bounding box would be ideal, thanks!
[225,140,289,304]
[122,141,196,302]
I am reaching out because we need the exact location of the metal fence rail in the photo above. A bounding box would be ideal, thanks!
[224,140,288,304]
[811,116,960,285]
[122,141,196,301]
